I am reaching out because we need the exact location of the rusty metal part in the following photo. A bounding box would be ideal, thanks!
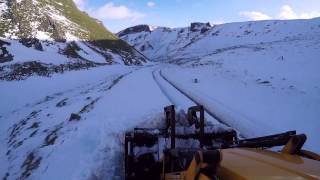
[236,131,296,148]
[282,134,306,154]
[299,149,320,161]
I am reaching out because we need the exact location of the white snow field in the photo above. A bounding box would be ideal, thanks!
[0,65,174,180]
[159,20,320,151]
[0,18,320,180]
[118,18,320,63]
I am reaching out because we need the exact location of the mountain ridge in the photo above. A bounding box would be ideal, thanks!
[0,0,147,80]
[117,18,320,62]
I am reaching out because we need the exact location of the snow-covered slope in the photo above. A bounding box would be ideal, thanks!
[118,19,320,62]
[0,66,169,180]
[0,0,147,80]
[118,19,320,152]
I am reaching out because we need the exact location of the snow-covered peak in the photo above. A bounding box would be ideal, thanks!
[118,18,320,62]
[117,24,155,37]
[148,25,158,31]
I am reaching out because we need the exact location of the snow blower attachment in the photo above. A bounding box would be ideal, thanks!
[124,105,320,180]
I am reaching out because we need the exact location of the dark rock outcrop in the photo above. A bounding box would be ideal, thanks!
[0,40,13,63]
[117,25,152,37]
[0,61,100,81]
[69,113,81,121]
[19,38,43,51]
[62,42,82,58]
[190,22,211,32]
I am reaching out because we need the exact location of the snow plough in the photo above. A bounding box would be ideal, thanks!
[124,105,320,180]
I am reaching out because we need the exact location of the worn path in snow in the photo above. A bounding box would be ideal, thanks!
[152,69,194,109]
[91,67,234,179]
[152,69,229,127]
[160,69,272,138]
[161,66,320,153]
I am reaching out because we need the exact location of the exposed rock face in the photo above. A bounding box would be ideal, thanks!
[190,22,211,32]
[62,42,82,58]
[0,39,13,63]
[117,25,152,37]
[19,38,43,51]
[0,61,99,81]
[0,0,148,80]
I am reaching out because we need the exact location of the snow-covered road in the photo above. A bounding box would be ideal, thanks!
[0,63,319,180]
[162,65,320,153]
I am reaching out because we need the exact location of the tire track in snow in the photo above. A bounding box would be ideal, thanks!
[152,69,197,109]
[159,70,272,138]
[152,70,176,105]
[157,69,243,136]
[153,69,232,132]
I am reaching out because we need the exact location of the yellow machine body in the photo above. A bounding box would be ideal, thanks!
[217,148,320,180]
[164,148,320,180]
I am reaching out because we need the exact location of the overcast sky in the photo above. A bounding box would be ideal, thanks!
[72,0,320,32]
